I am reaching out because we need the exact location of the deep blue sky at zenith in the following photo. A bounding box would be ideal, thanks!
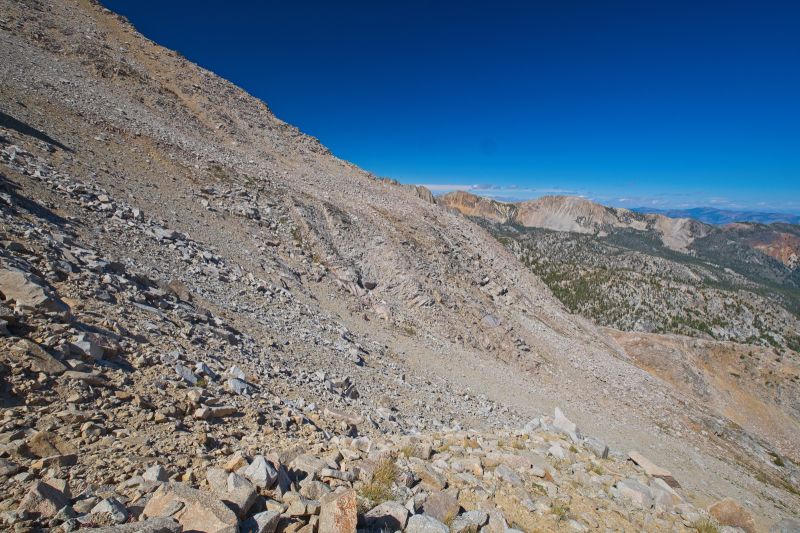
[102,1,800,211]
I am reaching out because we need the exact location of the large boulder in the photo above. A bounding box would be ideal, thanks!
[11,339,67,375]
[615,478,653,509]
[17,480,68,519]
[423,491,460,523]
[242,455,277,489]
[206,468,257,518]
[0,266,70,319]
[318,488,357,533]
[142,482,238,533]
[406,514,449,533]
[241,510,280,533]
[362,500,409,531]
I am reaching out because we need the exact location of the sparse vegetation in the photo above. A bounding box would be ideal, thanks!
[358,456,398,504]
[691,518,720,533]
[478,219,800,350]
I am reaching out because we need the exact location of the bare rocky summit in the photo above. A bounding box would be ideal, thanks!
[1,1,799,532]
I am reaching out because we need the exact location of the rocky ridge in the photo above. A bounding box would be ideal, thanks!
[439,192,710,252]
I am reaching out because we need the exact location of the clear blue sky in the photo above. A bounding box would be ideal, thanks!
[102,1,800,211]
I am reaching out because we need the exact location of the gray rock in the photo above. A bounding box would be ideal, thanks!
[195,361,218,380]
[495,464,524,487]
[228,365,246,380]
[450,509,488,533]
[422,491,460,524]
[363,500,409,531]
[615,478,653,509]
[174,363,198,385]
[584,436,609,459]
[242,455,277,489]
[406,514,449,533]
[143,482,238,533]
[90,497,129,524]
[0,266,70,319]
[72,333,105,360]
[241,510,280,533]
[553,407,580,439]
[226,377,251,395]
[143,465,170,482]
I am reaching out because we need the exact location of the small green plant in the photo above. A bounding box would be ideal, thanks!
[769,452,785,467]
[358,457,397,504]
[551,503,570,523]
[398,445,415,458]
[691,518,720,533]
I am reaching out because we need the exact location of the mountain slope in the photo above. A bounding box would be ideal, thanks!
[0,0,799,530]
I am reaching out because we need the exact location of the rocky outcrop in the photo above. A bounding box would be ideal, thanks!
[440,191,711,251]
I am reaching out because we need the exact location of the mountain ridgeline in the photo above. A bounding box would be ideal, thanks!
[440,191,800,350]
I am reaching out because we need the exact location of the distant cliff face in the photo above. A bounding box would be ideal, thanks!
[439,190,517,224]
[722,223,800,270]
[440,192,710,251]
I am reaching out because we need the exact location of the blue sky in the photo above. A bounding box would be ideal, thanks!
[103,1,800,212]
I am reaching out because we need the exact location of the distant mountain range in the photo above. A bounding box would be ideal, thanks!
[633,206,800,225]
[440,191,800,351]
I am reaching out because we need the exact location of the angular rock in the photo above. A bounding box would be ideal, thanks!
[423,491,460,524]
[584,436,608,459]
[708,497,756,533]
[226,377,251,395]
[628,450,679,487]
[495,464,523,487]
[406,514,449,533]
[17,480,68,519]
[175,363,198,385]
[242,455,278,489]
[12,339,67,375]
[143,482,238,533]
[615,478,653,509]
[143,465,170,482]
[450,509,489,533]
[224,472,257,518]
[0,266,70,319]
[241,510,281,533]
[412,462,447,491]
[553,407,580,438]
[90,497,130,524]
[318,488,357,533]
[363,500,409,531]
[71,333,106,360]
